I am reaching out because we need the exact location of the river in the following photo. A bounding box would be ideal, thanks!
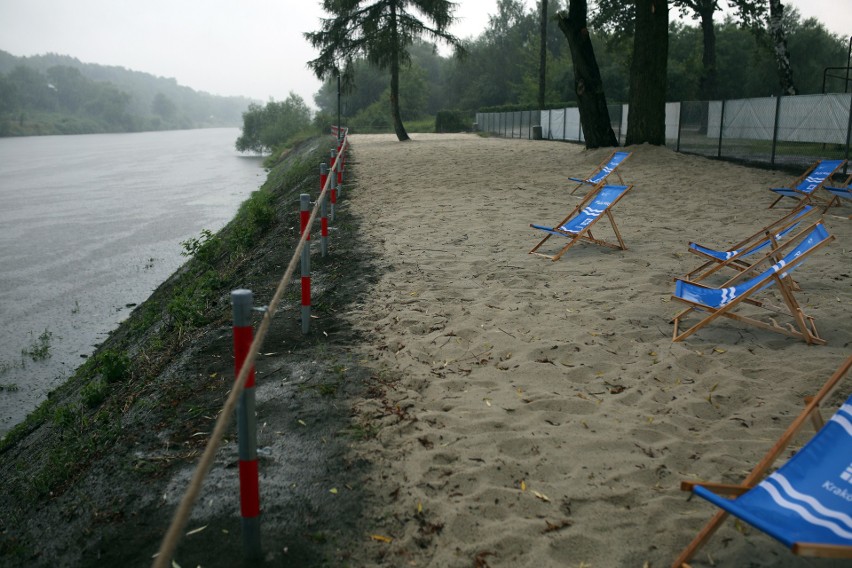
[0,128,264,434]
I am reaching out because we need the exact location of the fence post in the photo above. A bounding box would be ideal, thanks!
[845,92,852,174]
[319,162,328,194]
[320,192,329,258]
[329,165,337,222]
[771,95,783,166]
[676,102,684,152]
[231,289,261,561]
[717,99,726,159]
[563,108,567,142]
[299,194,311,334]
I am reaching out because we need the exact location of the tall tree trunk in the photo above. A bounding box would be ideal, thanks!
[769,0,798,96]
[389,2,410,141]
[538,0,548,110]
[697,5,717,100]
[556,0,618,149]
[626,0,668,146]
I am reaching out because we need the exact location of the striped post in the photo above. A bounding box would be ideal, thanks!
[329,166,337,223]
[231,289,261,560]
[319,162,328,194]
[320,163,329,257]
[299,194,311,334]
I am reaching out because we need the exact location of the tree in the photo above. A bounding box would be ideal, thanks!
[556,0,617,148]
[768,0,797,95]
[235,93,312,154]
[594,0,765,101]
[625,0,668,145]
[538,0,548,109]
[305,0,463,141]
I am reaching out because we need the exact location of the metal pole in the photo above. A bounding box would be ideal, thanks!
[231,289,261,560]
[771,95,783,166]
[676,102,684,152]
[337,73,342,140]
[844,91,852,175]
[717,99,726,159]
[299,194,311,334]
[329,164,337,222]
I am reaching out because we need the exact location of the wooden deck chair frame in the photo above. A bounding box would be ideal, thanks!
[672,354,852,567]
[825,174,852,219]
[569,150,632,195]
[684,205,821,283]
[768,159,846,209]
[529,184,633,262]
[671,223,835,345]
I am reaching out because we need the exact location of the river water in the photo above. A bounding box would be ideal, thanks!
[0,128,264,433]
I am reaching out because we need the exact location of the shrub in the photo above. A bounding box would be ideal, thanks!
[435,110,472,133]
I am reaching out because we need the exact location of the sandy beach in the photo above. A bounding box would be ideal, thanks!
[340,133,852,567]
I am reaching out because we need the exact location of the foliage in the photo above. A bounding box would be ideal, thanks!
[21,329,53,361]
[235,93,313,154]
[309,1,847,128]
[435,110,472,132]
[0,50,252,137]
[305,0,464,141]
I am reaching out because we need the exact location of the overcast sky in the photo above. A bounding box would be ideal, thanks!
[0,0,849,107]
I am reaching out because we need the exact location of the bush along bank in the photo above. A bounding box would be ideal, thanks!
[0,134,377,567]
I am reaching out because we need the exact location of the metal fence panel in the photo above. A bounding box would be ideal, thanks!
[474,93,851,172]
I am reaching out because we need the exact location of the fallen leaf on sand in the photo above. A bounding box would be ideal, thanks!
[370,534,393,543]
[532,490,550,502]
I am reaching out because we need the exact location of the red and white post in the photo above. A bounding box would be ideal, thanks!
[231,289,261,560]
[299,194,311,334]
[319,163,329,258]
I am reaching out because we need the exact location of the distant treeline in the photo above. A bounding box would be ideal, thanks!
[0,50,255,136]
[311,2,849,130]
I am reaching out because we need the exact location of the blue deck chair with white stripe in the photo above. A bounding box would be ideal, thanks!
[671,222,834,344]
[529,184,633,262]
[673,355,852,567]
[569,150,632,195]
[685,205,819,282]
[769,159,846,209]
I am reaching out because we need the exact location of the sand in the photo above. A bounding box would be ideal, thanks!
[339,133,852,567]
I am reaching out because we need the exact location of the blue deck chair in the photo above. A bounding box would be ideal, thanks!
[529,184,633,261]
[685,205,819,282]
[769,159,846,209]
[672,222,834,344]
[569,150,632,195]
[673,355,852,567]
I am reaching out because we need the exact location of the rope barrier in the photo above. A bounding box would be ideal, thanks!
[151,129,350,568]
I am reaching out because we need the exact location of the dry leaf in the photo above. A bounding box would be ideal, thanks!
[185,525,207,536]
[417,500,423,514]
[484,398,492,407]
[532,490,550,502]
[298,419,306,426]
[520,480,527,492]
[370,534,393,543]
[329,488,338,494]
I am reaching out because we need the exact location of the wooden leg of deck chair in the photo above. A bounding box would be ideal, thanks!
[606,210,627,250]
[529,233,553,255]
[773,274,824,345]
[768,193,785,209]
[671,510,731,568]
[550,234,584,262]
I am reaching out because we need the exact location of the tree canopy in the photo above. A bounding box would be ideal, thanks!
[305,0,463,141]
[308,1,847,133]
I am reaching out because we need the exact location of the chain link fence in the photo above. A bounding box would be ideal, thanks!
[476,93,852,173]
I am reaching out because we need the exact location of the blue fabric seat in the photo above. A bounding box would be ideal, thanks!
[672,222,834,344]
[529,184,633,261]
[569,150,632,195]
[685,205,817,282]
[769,159,846,208]
[673,355,852,566]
